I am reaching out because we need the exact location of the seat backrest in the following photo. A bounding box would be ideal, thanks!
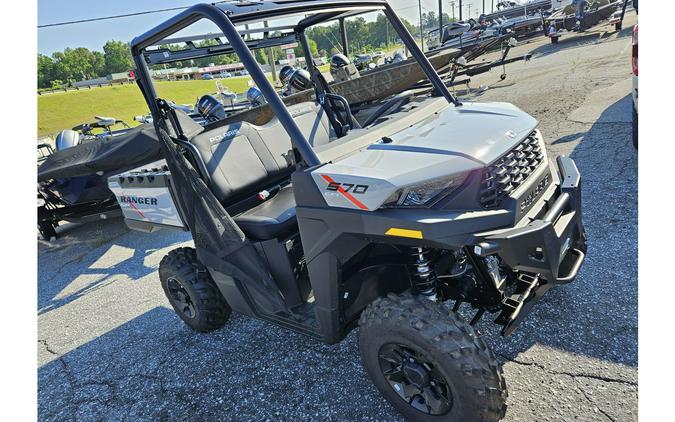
[190,102,332,204]
[262,102,333,148]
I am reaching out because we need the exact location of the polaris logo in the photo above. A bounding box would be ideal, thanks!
[520,174,550,212]
[209,129,240,144]
[120,195,158,206]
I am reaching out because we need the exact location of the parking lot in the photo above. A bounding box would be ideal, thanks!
[38,12,638,421]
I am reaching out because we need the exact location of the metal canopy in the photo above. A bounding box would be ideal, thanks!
[145,33,297,65]
[130,0,459,169]
[215,0,387,25]
[137,0,388,65]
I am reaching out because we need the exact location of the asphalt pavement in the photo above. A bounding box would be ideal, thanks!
[38,12,638,421]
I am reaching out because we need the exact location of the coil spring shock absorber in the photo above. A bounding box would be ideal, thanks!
[409,247,438,301]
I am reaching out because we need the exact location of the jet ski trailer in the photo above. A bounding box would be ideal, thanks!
[37,124,164,239]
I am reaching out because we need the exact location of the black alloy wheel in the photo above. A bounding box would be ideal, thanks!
[166,277,197,319]
[159,247,231,332]
[378,343,453,416]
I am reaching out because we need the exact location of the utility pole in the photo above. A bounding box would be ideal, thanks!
[459,0,463,20]
[492,0,494,13]
[264,21,276,83]
[449,0,456,21]
[438,0,444,41]
[483,0,485,14]
[466,3,472,19]
[418,0,424,51]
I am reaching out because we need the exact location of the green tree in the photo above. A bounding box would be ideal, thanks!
[103,40,133,74]
[90,51,106,77]
[37,54,54,88]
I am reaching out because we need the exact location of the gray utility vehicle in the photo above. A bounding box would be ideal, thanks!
[123,1,587,420]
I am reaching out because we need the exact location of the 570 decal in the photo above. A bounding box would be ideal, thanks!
[326,182,369,194]
[319,174,371,210]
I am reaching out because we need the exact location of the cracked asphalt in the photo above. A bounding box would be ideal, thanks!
[38,12,638,421]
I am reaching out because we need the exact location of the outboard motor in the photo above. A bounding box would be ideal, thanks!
[279,65,295,86]
[391,52,406,64]
[478,14,488,28]
[330,54,360,82]
[441,21,472,44]
[197,94,227,122]
[288,69,312,92]
[55,129,81,151]
[246,86,265,107]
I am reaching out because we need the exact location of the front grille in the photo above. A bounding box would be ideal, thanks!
[479,132,545,208]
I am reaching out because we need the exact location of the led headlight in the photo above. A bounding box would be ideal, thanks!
[382,173,468,208]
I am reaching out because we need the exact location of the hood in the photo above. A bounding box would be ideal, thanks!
[377,101,537,164]
[311,102,538,211]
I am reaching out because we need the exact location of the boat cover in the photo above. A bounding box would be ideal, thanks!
[37,124,162,181]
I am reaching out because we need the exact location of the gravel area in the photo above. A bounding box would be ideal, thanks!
[38,12,638,421]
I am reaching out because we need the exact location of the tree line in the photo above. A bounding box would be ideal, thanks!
[38,40,134,89]
[37,13,438,89]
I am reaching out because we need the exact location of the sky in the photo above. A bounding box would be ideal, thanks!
[37,0,496,55]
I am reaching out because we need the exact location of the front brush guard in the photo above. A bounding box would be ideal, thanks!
[476,156,587,335]
[481,156,587,284]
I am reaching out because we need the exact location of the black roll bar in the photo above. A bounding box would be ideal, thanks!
[383,7,461,107]
[130,1,461,168]
[131,3,321,167]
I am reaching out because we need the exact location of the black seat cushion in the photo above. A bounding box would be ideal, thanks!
[233,186,297,240]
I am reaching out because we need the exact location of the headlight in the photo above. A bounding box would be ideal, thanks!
[381,173,468,208]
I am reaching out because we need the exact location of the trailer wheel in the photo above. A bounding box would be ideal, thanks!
[159,247,231,332]
[358,291,507,422]
[38,221,57,240]
[615,22,622,31]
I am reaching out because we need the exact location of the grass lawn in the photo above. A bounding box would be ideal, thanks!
[38,64,333,137]
[37,76,261,137]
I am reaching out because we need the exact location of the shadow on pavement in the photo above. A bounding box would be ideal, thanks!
[38,219,190,316]
[38,306,395,421]
[484,94,638,368]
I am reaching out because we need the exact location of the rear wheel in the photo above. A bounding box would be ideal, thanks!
[358,292,507,422]
[159,247,231,332]
[550,36,559,44]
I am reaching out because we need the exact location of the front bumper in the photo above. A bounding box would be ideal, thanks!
[474,155,587,335]
[478,155,587,284]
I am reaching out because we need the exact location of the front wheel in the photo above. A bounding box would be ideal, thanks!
[159,247,231,332]
[358,292,507,421]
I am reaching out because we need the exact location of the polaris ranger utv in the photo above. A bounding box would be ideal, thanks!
[121,1,587,420]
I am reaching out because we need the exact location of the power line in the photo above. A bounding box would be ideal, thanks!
[37,5,192,28]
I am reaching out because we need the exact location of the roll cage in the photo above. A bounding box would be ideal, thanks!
[130,0,459,169]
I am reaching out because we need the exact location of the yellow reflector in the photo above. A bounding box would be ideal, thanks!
[385,228,423,239]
